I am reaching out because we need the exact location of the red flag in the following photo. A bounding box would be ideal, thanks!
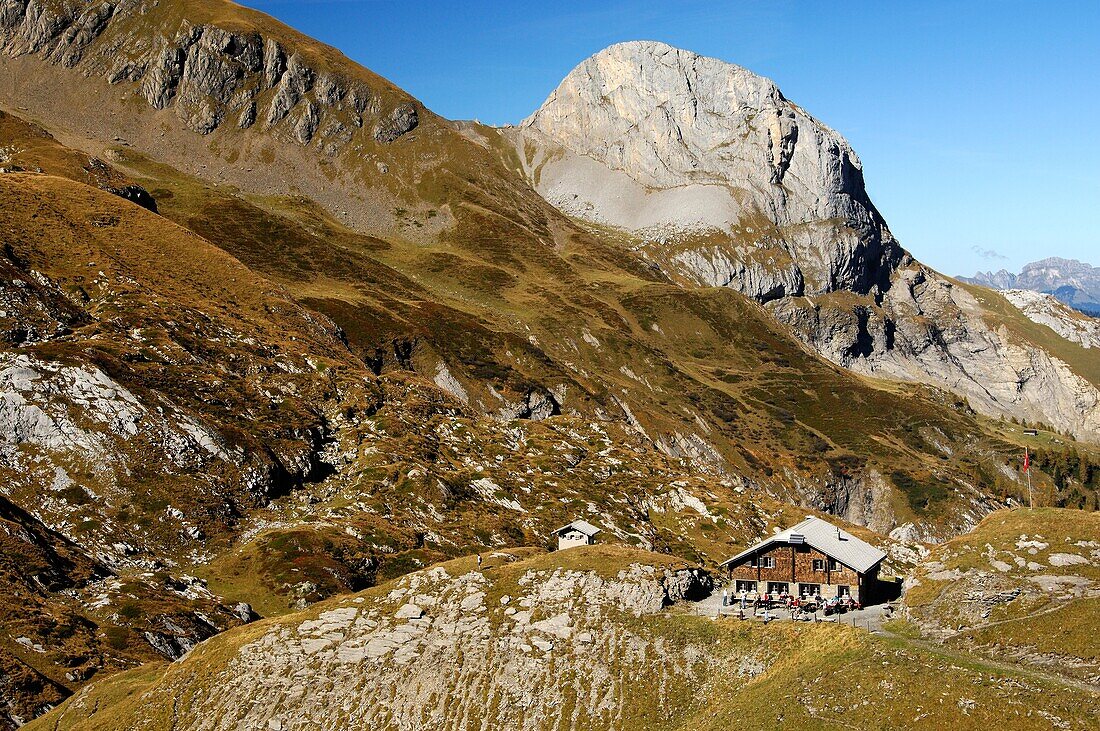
[1023,450,1030,472]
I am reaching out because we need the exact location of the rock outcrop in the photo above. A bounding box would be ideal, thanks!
[104,183,158,213]
[513,41,1100,441]
[903,509,1100,686]
[1001,289,1100,349]
[0,0,419,150]
[26,551,737,731]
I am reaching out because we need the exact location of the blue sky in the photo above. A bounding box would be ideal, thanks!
[245,1,1099,277]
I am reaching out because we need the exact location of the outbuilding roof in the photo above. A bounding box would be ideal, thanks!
[718,516,886,574]
[554,519,601,537]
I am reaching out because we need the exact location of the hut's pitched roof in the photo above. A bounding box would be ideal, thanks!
[554,519,601,537]
[719,517,886,573]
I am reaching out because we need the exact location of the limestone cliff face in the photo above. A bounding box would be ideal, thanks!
[0,0,419,148]
[1001,289,1100,349]
[514,41,1100,441]
[775,271,1100,440]
[518,40,901,301]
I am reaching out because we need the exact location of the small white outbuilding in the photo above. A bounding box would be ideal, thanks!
[554,519,601,550]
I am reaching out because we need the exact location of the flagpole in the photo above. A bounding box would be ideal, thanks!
[1025,447,1033,509]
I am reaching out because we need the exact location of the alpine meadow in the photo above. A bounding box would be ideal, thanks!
[0,2,1097,729]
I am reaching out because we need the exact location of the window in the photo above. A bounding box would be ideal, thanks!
[760,556,775,569]
[766,582,789,595]
[747,557,757,568]
[799,583,820,597]
[735,580,757,593]
[837,585,851,597]
[812,559,825,572]
[829,559,841,571]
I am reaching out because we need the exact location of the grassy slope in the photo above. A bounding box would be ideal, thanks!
[27,547,1100,731]
[905,508,1100,683]
[5,0,1093,530]
[956,597,1100,663]
[0,111,129,187]
[0,170,370,719]
[102,137,1049,535]
[0,174,339,725]
[907,508,1100,585]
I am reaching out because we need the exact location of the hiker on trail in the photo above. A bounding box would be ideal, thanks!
[739,589,746,610]
[477,555,483,570]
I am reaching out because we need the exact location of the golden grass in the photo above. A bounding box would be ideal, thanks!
[29,546,1100,731]
[954,597,1100,662]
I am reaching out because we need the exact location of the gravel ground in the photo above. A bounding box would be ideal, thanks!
[691,590,897,632]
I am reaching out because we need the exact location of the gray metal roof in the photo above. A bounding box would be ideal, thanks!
[554,519,601,537]
[718,516,886,573]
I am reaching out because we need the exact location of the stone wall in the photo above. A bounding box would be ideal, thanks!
[557,531,592,550]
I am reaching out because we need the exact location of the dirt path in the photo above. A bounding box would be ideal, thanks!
[692,590,1099,695]
[876,624,1100,695]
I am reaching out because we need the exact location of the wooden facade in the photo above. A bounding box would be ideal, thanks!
[719,517,886,604]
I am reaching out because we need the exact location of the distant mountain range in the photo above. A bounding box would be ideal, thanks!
[960,257,1100,316]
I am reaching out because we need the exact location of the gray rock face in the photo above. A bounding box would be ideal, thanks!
[1001,289,1100,348]
[234,602,258,622]
[515,41,1100,441]
[373,101,418,143]
[0,0,401,150]
[518,40,902,299]
[0,350,228,485]
[775,269,1100,439]
[266,52,314,127]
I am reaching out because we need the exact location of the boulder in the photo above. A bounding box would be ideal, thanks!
[373,102,418,143]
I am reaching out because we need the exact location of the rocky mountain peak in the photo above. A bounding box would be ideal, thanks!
[522,40,789,189]
[515,39,901,300]
[961,257,1100,315]
[512,41,1100,442]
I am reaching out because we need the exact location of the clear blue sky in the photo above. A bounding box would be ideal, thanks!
[245,1,1098,277]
